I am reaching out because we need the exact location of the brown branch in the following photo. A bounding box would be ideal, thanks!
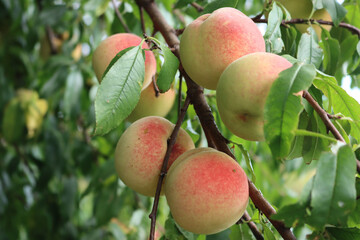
[139,5,146,35]
[178,72,183,119]
[190,2,204,12]
[111,0,131,33]
[152,76,160,97]
[148,96,191,240]
[136,0,295,239]
[253,18,360,38]
[303,91,360,174]
[302,91,345,141]
[238,211,264,240]
[45,26,58,55]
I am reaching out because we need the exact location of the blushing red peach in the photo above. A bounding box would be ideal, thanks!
[115,116,195,197]
[180,7,265,90]
[216,52,292,141]
[92,33,156,89]
[165,148,249,234]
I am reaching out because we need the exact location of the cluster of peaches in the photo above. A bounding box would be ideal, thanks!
[92,1,329,235]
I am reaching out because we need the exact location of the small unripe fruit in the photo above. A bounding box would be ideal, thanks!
[115,116,195,197]
[216,52,292,141]
[165,148,249,234]
[180,7,265,90]
[92,33,156,89]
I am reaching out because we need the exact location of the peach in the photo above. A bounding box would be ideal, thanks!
[165,148,249,234]
[216,52,292,141]
[126,82,176,122]
[114,116,195,197]
[92,33,156,89]
[180,7,265,90]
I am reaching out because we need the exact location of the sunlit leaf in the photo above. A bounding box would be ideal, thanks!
[264,2,284,54]
[94,45,145,135]
[297,28,323,68]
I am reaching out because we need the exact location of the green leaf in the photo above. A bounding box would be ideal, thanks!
[94,45,145,135]
[174,0,194,9]
[264,2,284,54]
[203,0,238,14]
[320,31,340,76]
[309,144,357,229]
[339,35,359,68]
[297,28,323,68]
[63,70,83,119]
[38,5,67,26]
[295,129,337,143]
[237,144,256,183]
[206,229,231,240]
[164,215,186,240]
[313,72,360,142]
[156,40,180,92]
[326,227,360,240]
[2,98,25,144]
[262,224,276,240]
[345,4,360,29]
[322,0,347,26]
[264,62,316,159]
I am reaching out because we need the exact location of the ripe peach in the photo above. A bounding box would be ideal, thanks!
[165,148,249,234]
[115,116,195,197]
[216,52,292,141]
[92,33,156,89]
[180,7,265,90]
[126,82,176,122]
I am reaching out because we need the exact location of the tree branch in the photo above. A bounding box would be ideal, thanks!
[303,91,360,174]
[190,2,204,12]
[148,96,191,240]
[253,18,360,38]
[111,0,131,33]
[136,0,295,239]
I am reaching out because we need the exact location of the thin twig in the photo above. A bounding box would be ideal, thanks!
[111,0,131,33]
[45,26,58,55]
[139,5,146,35]
[152,76,160,97]
[238,211,264,240]
[302,91,344,141]
[148,96,191,240]
[303,91,360,174]
[190,2,204,12]
[178,73,183,119]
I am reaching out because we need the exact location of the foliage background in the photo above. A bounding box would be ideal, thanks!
[0,0,360,239]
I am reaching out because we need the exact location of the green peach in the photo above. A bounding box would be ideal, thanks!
[216,52,292,141]
[126,82,176,122]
